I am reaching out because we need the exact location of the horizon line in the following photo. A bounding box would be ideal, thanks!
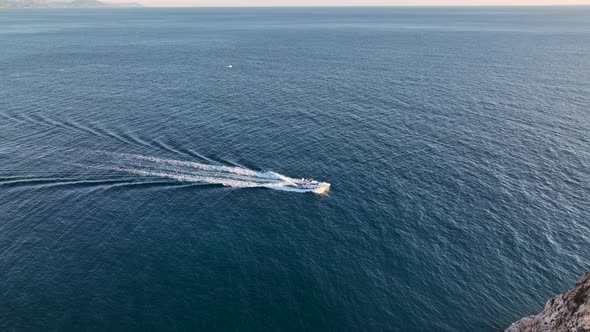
[111,3,590,7]
[4,4,590,8]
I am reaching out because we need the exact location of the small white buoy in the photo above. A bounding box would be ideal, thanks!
[227,64,233,69]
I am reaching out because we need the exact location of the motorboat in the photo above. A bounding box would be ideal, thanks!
[290,178,331,194]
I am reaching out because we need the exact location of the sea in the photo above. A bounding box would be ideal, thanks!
[0,6,589,331]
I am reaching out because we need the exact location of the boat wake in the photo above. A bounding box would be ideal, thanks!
[78,153,330,195]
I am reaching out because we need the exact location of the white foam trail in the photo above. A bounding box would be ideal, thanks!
[85,153,329,194]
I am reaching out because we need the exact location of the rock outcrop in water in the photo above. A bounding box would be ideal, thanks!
[506,273,590,332]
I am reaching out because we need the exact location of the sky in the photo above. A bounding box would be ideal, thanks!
[106,0,590,6]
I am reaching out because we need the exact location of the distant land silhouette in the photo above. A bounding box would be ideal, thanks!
[0,0,142,8]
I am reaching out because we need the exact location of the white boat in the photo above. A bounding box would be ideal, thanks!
[227,64,233,69]
[289,178,331,194]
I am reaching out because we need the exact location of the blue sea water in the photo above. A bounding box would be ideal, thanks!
[0,6,589,331]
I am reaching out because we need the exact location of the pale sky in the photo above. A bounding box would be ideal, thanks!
[108,0,590,6]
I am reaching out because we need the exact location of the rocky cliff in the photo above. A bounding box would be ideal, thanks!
[506,273,590,332]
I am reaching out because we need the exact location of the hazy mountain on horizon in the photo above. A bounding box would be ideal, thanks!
[0,0,143,8]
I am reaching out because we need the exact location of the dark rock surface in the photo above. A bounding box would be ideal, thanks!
[506,273,590,332]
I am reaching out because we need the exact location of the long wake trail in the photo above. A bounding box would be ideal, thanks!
[77,152,328,194]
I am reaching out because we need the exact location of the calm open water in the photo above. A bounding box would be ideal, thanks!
[0,6,589,331]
